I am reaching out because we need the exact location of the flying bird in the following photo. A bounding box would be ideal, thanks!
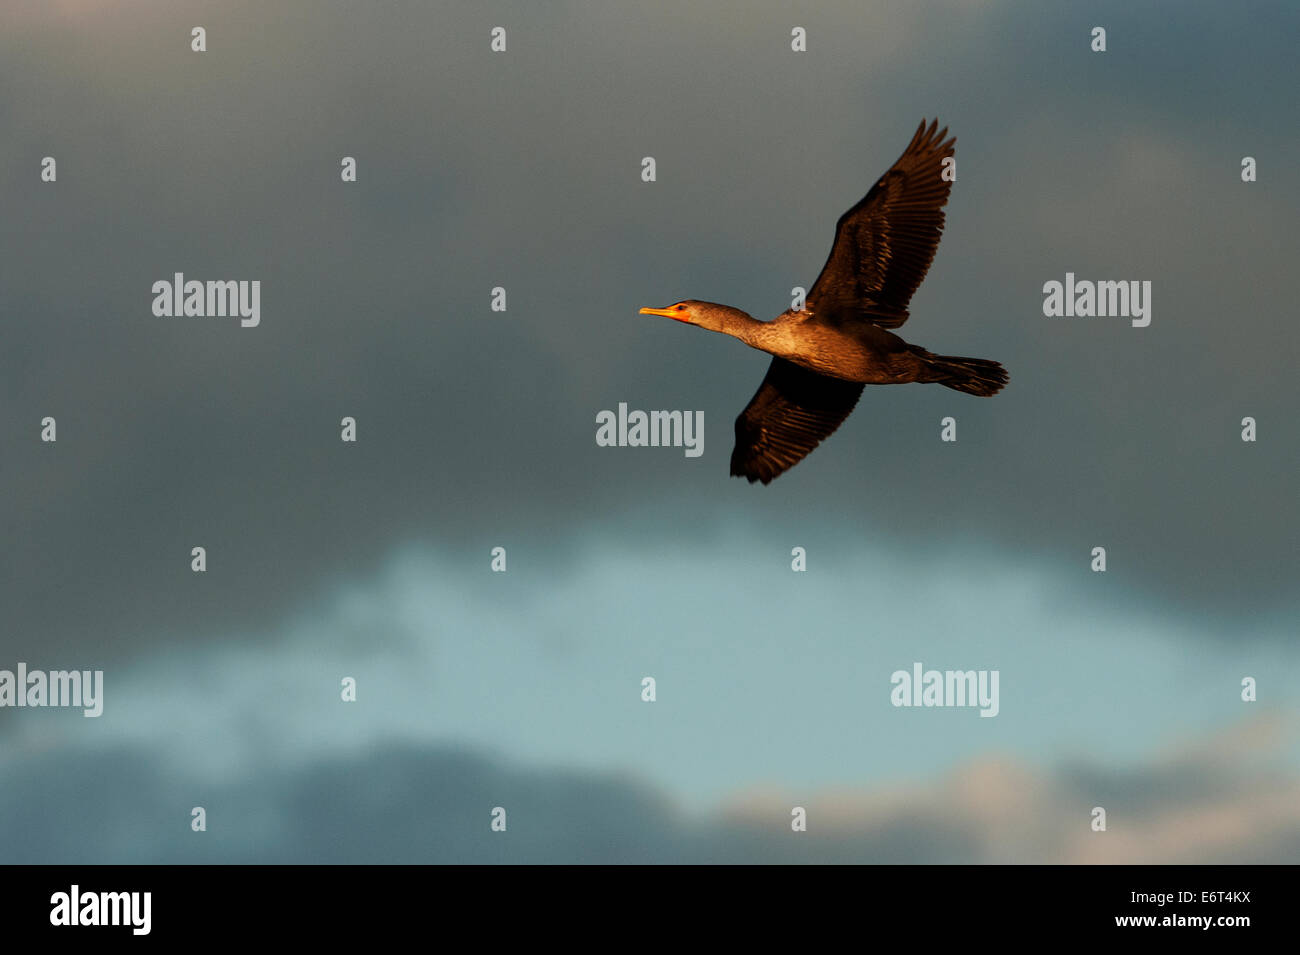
[639,119,1007,484]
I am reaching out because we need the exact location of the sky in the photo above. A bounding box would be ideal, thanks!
[1,0,1296,862]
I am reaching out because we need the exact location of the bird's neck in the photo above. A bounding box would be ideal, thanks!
[716,309,770,346]
[723,311,787,352]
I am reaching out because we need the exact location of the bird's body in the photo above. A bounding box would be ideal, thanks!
[640,119,1008,484]
[707,307,929,385]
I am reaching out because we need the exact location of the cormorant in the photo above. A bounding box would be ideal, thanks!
[640,119,1007,484]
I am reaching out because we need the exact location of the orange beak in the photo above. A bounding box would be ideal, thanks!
[639,306,691,323]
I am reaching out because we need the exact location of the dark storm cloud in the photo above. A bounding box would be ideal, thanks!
[2,715,1294,863]
[1,0,1295,668]
[0,741,966,863]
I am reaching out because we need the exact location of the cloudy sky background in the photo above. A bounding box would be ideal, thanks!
[1,0,1296,862]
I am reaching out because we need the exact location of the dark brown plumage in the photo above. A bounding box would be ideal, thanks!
[640,119,1008,484]
[731,359,865,486]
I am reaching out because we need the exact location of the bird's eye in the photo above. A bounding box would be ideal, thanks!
[676,305,686,311]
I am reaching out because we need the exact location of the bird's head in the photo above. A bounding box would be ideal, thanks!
[638,300,745,334]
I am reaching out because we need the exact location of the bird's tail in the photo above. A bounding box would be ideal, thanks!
[918,351,1009,397]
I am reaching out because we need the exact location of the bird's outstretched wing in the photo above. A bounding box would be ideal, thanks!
[731,358,864,484]
[806,118,955,330]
